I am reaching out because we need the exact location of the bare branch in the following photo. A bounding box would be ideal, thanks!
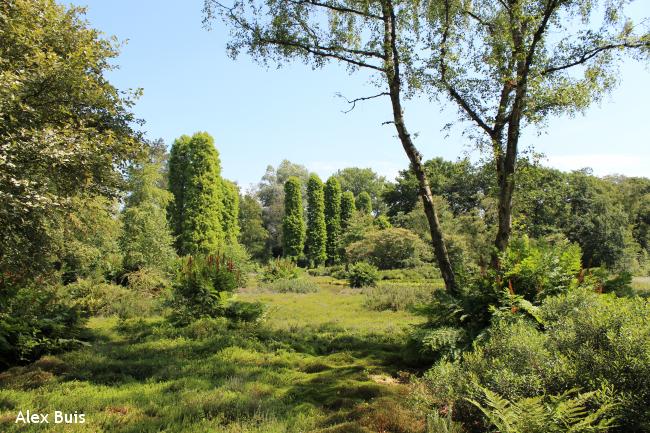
[336,91,389,113]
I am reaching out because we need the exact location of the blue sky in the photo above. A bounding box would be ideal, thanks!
[68,0,649,189]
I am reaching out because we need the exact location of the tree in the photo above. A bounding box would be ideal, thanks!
[356,192,373,215]
[334,168,387,214]
[305,174,327,266]
[257,160,309,256]
[341,191,356,230]
[238,193,269,260]
[426,0,649,265]
[120,146,177,273]
[221,180,241,244]
[325,177,342,264]
[0,0,144,284]
[282,177,305,259]
[168,132,225,255]
[204,0,460,293]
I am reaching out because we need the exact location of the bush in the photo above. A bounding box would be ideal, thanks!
[363,282,436,311]
[346,227,432,269]
[263,278,319,293]
[347,262,379,288]
[0,284,87,368]
[224,301,266,322]
[64,279,159,319]
[260,258,300,282]
[424,289,650,433]
[123,267,171,294]
[169,254,242,325]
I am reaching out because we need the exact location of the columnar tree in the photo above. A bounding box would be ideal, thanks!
[121,146,177,273]
[221,179,241,244]
[168,132,225,255]
[341,191,356,231]
[306,174,327,266]
[356,192,373,215]
[282,176,306,259]
[204,0,460,293]
[325,177,342,264]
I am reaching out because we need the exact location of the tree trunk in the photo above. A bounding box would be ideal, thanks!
[383,0,459,296]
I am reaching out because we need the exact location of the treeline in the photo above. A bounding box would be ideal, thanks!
[238,158,650,275]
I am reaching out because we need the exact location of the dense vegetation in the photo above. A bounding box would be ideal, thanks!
[1,0,649,432]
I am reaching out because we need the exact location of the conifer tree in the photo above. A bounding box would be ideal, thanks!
[305,174,327,266]
[221,179,240,245]
[340,191,355,231]
[356,191,372,215]
[282,176,305,259]
[168,132,225,255]
[325,177,342,264]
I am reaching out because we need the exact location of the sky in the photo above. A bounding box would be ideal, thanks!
[67,0,650,189]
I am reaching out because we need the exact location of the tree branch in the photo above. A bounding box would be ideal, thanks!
[336,92,389,113]
[285,0,383,21]
[542,40,650,75]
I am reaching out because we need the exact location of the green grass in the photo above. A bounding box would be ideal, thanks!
[632,276,650,296]
[0,276,426,433]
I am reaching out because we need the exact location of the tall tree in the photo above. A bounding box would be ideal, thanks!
[306,174,327,266]
[341,191,356,230]
[221,179,241,245]
[0,0,144,284]
[282,177,306,259]
[334,168,387,214]
[325,177,342,264]
[238,193,269,260]
[120,146,176,273]
[204,0,460,293]
[356,192,373,216]
[168,132,225,255]
[427,0,649,265]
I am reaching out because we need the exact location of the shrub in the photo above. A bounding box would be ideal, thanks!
[347,262,379,288]
[124,267,171,294]
[0,284,87,368]
[263,278,319,293]
[346,227,432,269]
[64,279,158,319]
[224,301,266,322]
[261,258,300,282]
[363,282,435,311]
[169,254,242,325]
[424,289,650,433]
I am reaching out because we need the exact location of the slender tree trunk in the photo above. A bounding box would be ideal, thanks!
[382,0,459,296]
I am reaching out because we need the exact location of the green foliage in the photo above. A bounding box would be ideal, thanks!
[261,258,300,282]
[221,180,241,245]
[363,282,436,311]
[238,194,269,260]
[120,151,176,273]
[168,132,230,255]
[347,262,380,288]
[373,215,392,230]
[305,174,327,266]
[224,300,266,323]
[356,191,373,215]
[263,278,320,293]
[0,284,87,368]
[282,176,306,259]
[334,168,387,214]
[169,255,242,325]
[340,191,356,231]
[0,0,144,283]
[325,177,343,264]
[468,386,616,433]
[347,227,432,270]
[426,289,650,432]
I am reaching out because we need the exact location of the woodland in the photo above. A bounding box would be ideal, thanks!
[1,0,650,432]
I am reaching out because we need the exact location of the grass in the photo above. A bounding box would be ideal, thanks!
[632,276,650,296]
[0,276,427,433]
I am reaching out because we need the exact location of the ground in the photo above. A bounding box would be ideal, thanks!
[0,277,428,433]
